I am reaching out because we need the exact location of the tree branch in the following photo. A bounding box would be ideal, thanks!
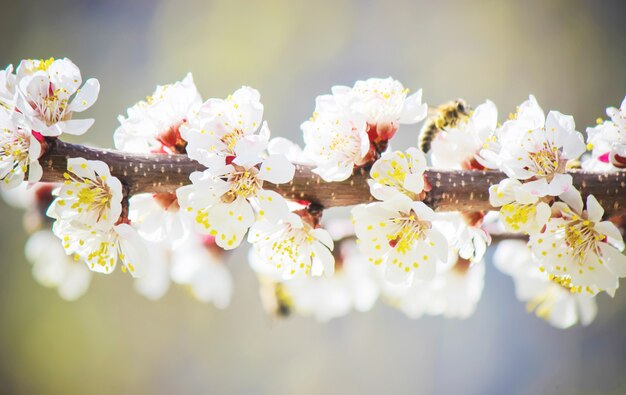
[38,139,626,215]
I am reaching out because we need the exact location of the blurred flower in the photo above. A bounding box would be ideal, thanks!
[583,95,626,171]
[352,194,448,285]
[430,100,498,170]
[25,229,92,301]
[128,193,189,247]
[529,195,626,296]
[133,240,171,300]
[0,64,16,109]
[367,148,427,201]
[494,239,597,329]
[249,212,334,279]
[0,107,42,189]
[114,73,201,154]
[14,58,99,136]
[434,212,490,263]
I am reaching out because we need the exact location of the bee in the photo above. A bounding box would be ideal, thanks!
[259,279,294,318]
[419,99,470,154]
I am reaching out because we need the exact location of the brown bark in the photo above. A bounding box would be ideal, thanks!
[38,139,626,216]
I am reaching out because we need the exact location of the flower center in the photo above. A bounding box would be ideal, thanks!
[387,213,429,254]
[63,172,112,222]
[222,165,261,202]
[500,203,537,232]
[527,142,562,179]
[562,219,601,259]
[36,88,70,126]
[221,129,244,153]
[1,131,30,174]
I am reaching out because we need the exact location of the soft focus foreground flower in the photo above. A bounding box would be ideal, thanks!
[128,193,189,247]
[529,195,626,296]
[48,157,123,230]
[584,96,626,171]
[434,212,490,262]
[0,107,42,189]
[429,100,498,170]
[489,178,551,234]
[25,229,92,301]
[14,58,99,136]
[352,194,448,284]
[177,152,294,250]
[494,240,597,328]
[249,212,334,279]
[383,251,485,319]
[182,86,270,167]
[483,96,585,198]
[170,234,233,308]
[367,148,427,201]
[114,73,201,154]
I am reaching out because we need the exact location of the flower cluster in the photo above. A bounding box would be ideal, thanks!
[1,56,625,329]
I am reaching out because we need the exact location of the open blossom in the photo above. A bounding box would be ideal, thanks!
[128,193,189,247]
[383,252,485,319]
[332,77,428,142]
[177,153,294,250]
[489,178,551,234]
[484,96,585,198]
[367,148,427,201]
[48,158,122,230]
[529,195,626,296]
[434,212,490,262]
[170,234,233,308]
[182,86,270,167]
[248,212,334,279]
[352,194,448,284]
[1,108,42,189]
[302,99,368,181]
[430,100,498,170]
[494,240,597,328]
[583,96,626,171]
[0,64,16,109]
[114,73,201,154]
[25,229,92,301]
[14,58,100,136]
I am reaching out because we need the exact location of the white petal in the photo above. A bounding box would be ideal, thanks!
[46,119,94,136]
[257,154,295,184]
[68,78,100,112]
[255,189,290,223]
[585,195,604,222]
[115,224,149,278]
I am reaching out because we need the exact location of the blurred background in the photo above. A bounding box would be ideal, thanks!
[1,0,626,394]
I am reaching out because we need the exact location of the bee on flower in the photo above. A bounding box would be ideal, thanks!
[583,95,626,171]
[14,58,100,136]
[494,240,597,329]
[0,107,43,189]
[528,194,626,296]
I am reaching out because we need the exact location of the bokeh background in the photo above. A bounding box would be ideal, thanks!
[1,0,626,394]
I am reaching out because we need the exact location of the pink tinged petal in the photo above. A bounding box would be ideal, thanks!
[208,197,254,250]
[598,152,611,163]
[545,173,573,196]
[599,243,626,277]
[46,119,95,136]
[255,189,290,223]
[257,154,295,184]
[518,178,549,198]
[68,78,100,112]
[312,242,335,276]
[115,224,149,278]
[585,195,604,222]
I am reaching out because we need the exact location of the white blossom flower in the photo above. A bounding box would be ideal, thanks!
[494,240,597,328]
[382,252,485,319]
[332,77,428,141]
[430,100,498,170]
[583,96,626,171]
[433,212,490,262]
[114,73,201,154]
[485,96,585,198]
[14,58,100,136]
[367,148,427,201]
[51,219,149,277]
[182,86,270,167]
[352,194,448,284]
[248,212,334,279]
[170,234,233,308]
[0,64,16,109]
[1,108,42,189]
[177,152,294,250]
[302,98,369,181]
[528,195,626,296]
[48,158,123,230]
[25,229,92,301]
[489,178,551,234]
[128,193,189,247]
